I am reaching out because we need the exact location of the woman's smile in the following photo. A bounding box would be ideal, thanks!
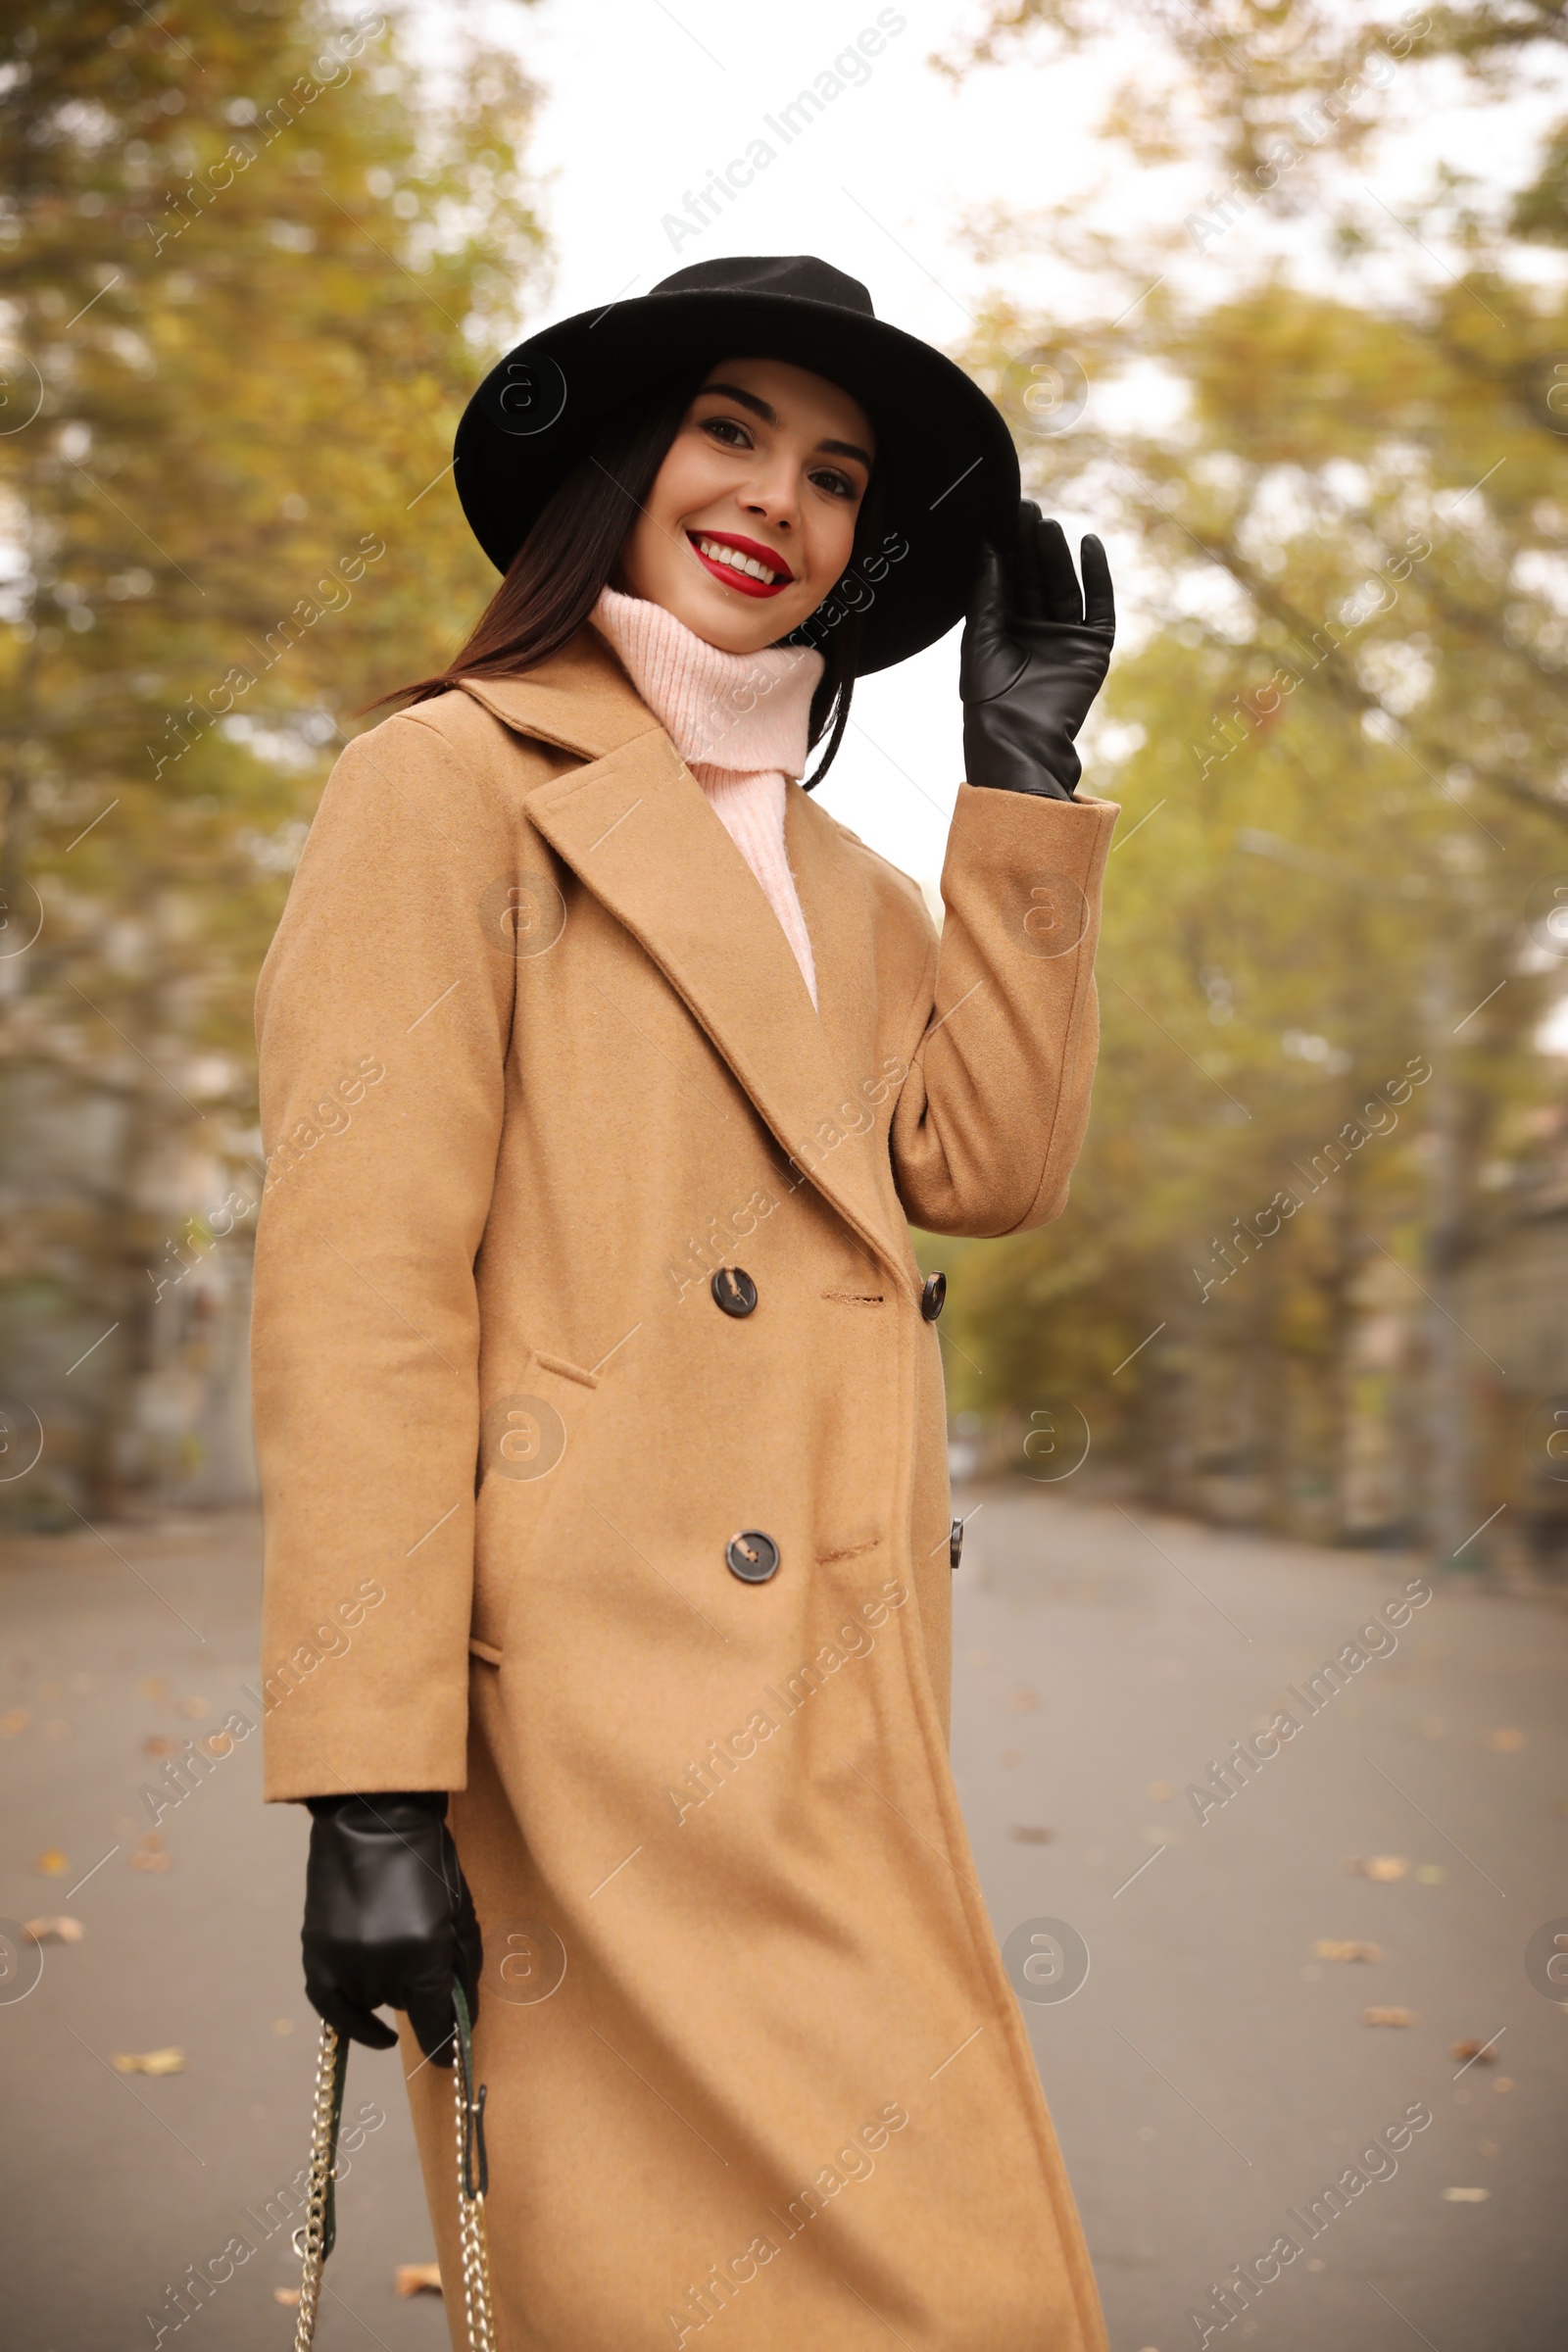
[686,528,795,597]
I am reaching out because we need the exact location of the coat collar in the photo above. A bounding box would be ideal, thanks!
[458,628,655,762]
[460,636,914,1294]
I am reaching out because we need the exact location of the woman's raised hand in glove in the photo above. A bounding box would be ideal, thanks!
[960,501,1116,801]
[302,1790,482,2066]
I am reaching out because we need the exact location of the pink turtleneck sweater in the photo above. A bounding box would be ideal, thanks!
[592,587,824,1007]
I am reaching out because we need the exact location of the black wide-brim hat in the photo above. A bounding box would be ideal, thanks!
[453,255,1020,674]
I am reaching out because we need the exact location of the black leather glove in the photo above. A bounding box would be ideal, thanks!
[302,1790,481,2067]
[960,502,1116,800]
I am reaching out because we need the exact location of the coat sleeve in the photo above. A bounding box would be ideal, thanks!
[251,710,518,1801]
[889,782,1117,1239]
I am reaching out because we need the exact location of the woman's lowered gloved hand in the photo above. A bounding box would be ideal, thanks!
[302,1790,482,2066]
[960,501,1116,801]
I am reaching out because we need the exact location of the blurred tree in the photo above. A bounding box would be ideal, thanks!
[0,0,545,1519]
[929,0,1568,1558]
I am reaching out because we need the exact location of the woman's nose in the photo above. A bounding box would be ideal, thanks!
[741,464,799,532]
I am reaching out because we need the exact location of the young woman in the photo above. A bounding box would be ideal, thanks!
[253,256,1117,2352]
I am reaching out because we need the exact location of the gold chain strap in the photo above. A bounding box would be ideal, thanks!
[292,1987,496,2350]
[292,2020,345,2352]
[453,1982,498,2351]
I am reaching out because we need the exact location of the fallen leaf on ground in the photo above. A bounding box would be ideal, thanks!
[394,2264,443,2297]
[141,1735,183,1756]
[24,1917,83,1944]
[1452,2039,1499,2065]
[113,2047,184,2075]
[138,1678,169,1702]
[1363,2006,1417,2027]
[34,1849,68,1877]
[1146,1781,1175,1801]
[1348,1855,1410,1882]
[1415,1864,1447,1884]
[272,2288,301,2307]
[1008,1826,1055,1843]
[200,1731,234,1758]
[1313,1939,1382,1963]
[1489,1728,1524,1751]
[177,1695,209,1719]
[1494,2078,1514,2093]
[1442,2186,1490,2202]
[0,1709,29,1737]
[129,1847,173,1872]
[1008,1689,1039,1711]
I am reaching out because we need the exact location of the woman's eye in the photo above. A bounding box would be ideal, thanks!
[810,467,858,500]
[702,416,751,449]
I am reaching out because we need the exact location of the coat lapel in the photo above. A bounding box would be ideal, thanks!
[461,644,915,1294]
[783,779,907,1141]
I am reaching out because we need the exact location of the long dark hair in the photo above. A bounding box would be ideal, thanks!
[384,365,880,788]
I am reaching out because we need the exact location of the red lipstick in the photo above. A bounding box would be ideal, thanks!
[687,529,794,599]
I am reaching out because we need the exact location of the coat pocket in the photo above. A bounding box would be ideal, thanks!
[477,1349,598,1487]
[470,1346,604,1655]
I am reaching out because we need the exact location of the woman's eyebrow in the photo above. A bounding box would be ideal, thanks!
[818,436,873,467]
[699,380,777,423]
[698,381,872,469]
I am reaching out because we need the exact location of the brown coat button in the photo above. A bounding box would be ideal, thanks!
[921,1271,947,1322]
[711,1266,758,1318]
[726,1530,780,1584]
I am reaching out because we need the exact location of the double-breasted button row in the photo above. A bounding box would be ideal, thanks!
[715,1262,946,1322]
[713,1270,941,1589]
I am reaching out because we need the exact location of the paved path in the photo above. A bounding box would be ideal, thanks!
[952,1485,1567,2352]
[1,1496,1563,2350]
[0,1513,442,2352]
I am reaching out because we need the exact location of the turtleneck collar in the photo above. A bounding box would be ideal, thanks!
[589,586,824,1009]
[591,586,823,780]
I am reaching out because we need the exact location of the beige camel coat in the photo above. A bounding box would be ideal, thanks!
[253,625,1116,2352]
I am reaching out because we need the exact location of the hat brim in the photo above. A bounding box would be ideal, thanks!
[453,288,1020,675]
